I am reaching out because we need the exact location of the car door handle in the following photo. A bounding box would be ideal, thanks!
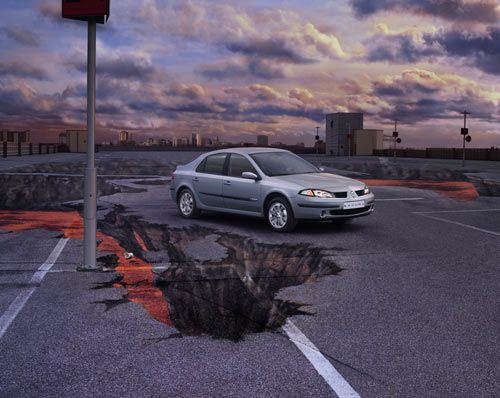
[192,177,199,182]
[224,181,231,186]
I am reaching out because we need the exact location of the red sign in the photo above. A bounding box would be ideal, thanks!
[62,0,110,23]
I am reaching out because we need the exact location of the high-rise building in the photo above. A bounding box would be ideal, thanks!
[257,135,269,147]
[196,133,203,147]
[325,113,363,156]
[119,131,129,144]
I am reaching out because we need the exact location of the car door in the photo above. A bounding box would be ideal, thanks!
[193,153,227,208]
[222,153,261,213]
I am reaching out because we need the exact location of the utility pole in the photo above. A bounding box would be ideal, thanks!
[461,110,470,168]
[315,126,320,154]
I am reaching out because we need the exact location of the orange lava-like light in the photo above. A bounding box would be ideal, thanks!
[360,179,479,201]
[0,210,171,326]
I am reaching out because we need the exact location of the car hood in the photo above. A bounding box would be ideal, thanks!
[275,173,364,190]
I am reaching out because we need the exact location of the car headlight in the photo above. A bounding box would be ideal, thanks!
[364,187,370,195]
[299,189,334,198]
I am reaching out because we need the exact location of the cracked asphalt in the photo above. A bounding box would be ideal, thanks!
[0,152,499,397]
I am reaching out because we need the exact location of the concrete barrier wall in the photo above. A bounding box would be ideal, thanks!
[374,148,500,161]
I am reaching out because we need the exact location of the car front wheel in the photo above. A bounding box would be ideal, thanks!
[267,197,297,232]
[177,188,200,218]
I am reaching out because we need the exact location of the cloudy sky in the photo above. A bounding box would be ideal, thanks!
[0,0,499,147]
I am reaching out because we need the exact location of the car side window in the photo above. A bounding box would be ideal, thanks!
[196,158,206,173]
[228,154,257,178]
[199,153,227,175]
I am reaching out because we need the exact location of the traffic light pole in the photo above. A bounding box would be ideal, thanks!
[83,18,97,269]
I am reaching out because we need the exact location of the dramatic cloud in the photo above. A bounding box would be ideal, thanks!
[1,0,498,147]
[1,27,39,47]
[424,27,500,75]
[363,28,442,63]
[66,53,164,81]
[371,69,500,122]
[0,62,49,80]
[226,39,314,64]
[138,1,346,79]
[350,0,500,23]
[363,25,500,76]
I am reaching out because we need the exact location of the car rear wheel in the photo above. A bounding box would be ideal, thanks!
[177,188,200,218]
[267,197,297,232]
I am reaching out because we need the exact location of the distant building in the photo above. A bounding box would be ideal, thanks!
[119,131,129,144]
[59,130,86,153]
[196,133,204,147]
[173,136,191,147]
[159,139,172,146]
[0,130,31,143]
[326,113,363,156]
[314,140,326,153]
[257,135,269,146]
[352,129,384,155]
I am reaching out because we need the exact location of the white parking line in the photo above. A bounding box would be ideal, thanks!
[0,237,69,340]
[414,213,500,237]
[376,198,425,201]
[414,209,500,214]
[283,320,361,398]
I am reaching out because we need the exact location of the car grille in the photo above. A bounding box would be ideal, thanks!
[329,206,372,216]
[333,192,347,198]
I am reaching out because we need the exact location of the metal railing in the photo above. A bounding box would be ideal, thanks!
[373,148,500,161]
[1,142,61,158]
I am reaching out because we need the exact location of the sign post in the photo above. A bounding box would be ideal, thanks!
[392,119,399,159]
[63,1,110,269]
[84,18,97,268]
[460,110,470,168]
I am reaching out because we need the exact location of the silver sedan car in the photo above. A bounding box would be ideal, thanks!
[170,148,375,232]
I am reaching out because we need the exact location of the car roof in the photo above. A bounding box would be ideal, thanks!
[204,147,290,156]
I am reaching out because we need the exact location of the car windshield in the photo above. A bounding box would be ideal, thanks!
[250,152,319,176]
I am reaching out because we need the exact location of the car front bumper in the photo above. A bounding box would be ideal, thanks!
[292,193,375,220]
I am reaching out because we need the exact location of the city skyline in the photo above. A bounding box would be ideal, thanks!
[0,0,499,148]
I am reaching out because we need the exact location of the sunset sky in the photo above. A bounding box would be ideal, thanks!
[0,0,499,147]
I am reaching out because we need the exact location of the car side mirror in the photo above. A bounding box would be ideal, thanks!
[242,172,259,180]
[319,167,325,172]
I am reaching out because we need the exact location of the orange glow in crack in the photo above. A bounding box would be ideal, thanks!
[360,179,479,201]
[0,210,171,326]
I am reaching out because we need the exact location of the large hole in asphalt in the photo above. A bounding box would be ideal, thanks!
[99,208,342,341]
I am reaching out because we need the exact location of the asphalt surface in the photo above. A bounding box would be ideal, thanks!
[0,152,499,397]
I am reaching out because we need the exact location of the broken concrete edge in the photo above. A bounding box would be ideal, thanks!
[466,175,500,197]
[76,265,115,273]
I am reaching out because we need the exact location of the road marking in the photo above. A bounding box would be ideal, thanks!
[414,209,500,214]
[415,213,500,237]
[0,237,69,340]
[376,197,424,201]
[283,320,361,398]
